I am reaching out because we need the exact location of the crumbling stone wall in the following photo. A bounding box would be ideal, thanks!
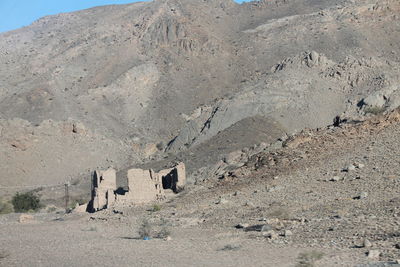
[90,168,117,212]
[116,169,165,204]
[88,162,186,212]
[158,162,186,193]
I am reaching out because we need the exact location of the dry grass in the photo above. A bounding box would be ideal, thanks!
[296,251,324,267]
[0,199,13,215]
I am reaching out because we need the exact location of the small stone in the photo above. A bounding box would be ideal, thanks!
[331,176,341,182]
[263,230,278,239]
[72,122,86,134]
[363,94,386,108]
[367,249,380,259]
[355,163,365,169]
[245,201,255,207]
[235,223,249,229]
[216,198,228,205]
[267,185,283,192]
[395,243,400,249]
[363,239,372,248]
[19,214,34,224]
[259,217,267,222]
[283,230,293,237]
[343,164,356,172]
[164,236,172,241]
[73,203,88,213]
[348,165,356,171]
[261,225,273,232]
[354,192,368,200]
[244,224,271,232]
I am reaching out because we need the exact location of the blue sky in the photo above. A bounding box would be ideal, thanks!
[0,0,249,33]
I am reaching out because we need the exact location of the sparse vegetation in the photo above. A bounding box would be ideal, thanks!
[0,198,13,215]
[151,204,161,212]
[138,219,152,239]
[296,251,324,267]
[11,192,41,212]
[156,141,164,151]
[68,198,86,210]
[364,106,386,115]
[46,205,57,213]
[157,225,171,239]
[70,178,80,186]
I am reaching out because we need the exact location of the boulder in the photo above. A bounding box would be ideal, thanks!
[19,214,34,223]
[363,93,386,108]
[72,122,86,134]
[73,203,88,213]
[367,250,380,259]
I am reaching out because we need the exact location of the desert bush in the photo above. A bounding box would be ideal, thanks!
[156,141,164,151]
[0,199,13,215]
[296,250,324,267]
[157,225,171,239]
[151,204,161,212]
[138,219,152,239]
[46,206,57,213]
[11,192,41,212]
[68,198,86,209]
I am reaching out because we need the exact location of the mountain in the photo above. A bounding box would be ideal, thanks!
[0,0,399,188]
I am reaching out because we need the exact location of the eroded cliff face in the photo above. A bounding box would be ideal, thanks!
[0,0,400,190]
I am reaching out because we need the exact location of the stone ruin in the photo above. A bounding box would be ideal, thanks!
[88,162,186,212]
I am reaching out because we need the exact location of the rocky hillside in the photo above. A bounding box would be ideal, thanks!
[0,0,399,189]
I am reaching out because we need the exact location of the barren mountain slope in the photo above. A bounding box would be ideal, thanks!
[0,0,400,189]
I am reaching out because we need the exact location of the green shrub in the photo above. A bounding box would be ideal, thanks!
[151,204,161,212]
[156,141,164,151]
[0,199,13,214]
[11,192,41,212]
[157,225,171,239]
